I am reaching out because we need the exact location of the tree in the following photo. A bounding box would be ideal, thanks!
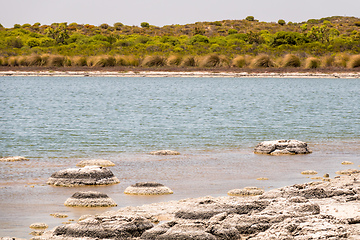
[45,23,69,44]
[246,16,255,21]
[278,19,286,26]
[141,22,150,28]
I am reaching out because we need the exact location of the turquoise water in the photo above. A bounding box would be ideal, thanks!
[1,76,359,157]
[0,76,360,238]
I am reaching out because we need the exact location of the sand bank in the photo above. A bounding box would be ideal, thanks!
[0,70,359,78]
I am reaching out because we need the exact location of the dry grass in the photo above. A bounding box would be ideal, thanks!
[334,53,350,67]
[232,55,246,68]
[250,54,274,68]
[167,55,183,66]
[71,56,88,66]
[8,56,19,67]
[180,55,197,67]
[141,55,167,67]
[47,55,66,67]
[282,54,301,67]
[347,55,360,68]
[88,56,116,67]
[305,57,321,69]
[321,55,335,67]
[199,54,230,68]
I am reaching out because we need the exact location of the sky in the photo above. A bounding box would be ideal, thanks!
[1,0,359,28]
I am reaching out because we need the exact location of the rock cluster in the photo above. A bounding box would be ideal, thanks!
[37,173,360,239]
[76,159,115,167]
[149,150,180,155]
[124,182,173,195]
[0,156,29,162]
[46,166,120,187]
[254,139,312,155]
[64,191,117,207]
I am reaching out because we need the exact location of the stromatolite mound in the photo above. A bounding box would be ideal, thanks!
[254,139,312,155]
[47,166,120,187]
[149,150,180,155]
[76,159,115,167]
[64,191,117,207]
[124,182,173,195]
[227,187,265,196]
[50,215,153,239]
[0,156,29,162]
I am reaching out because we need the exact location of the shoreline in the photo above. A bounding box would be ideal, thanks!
[0,69,360,78]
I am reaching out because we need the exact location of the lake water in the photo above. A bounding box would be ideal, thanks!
[1,76,360,238]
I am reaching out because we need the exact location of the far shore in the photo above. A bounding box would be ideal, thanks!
[0,66,359,78]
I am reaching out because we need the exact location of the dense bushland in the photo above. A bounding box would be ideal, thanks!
[0,16,360,69]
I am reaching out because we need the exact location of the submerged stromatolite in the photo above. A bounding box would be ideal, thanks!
[0,156,29,162]
[76,159,115,167]
[124,182,173,195]
[254,139,312,155]
[149,150,180,155]
[64,191,117,207]
[47,166,120,187]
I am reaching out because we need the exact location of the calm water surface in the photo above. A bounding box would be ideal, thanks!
[0,76,359,238]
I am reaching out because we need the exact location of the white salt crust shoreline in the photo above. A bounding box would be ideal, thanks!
[0,70,360,78]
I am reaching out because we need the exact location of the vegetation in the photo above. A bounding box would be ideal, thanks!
[0,16,360,70]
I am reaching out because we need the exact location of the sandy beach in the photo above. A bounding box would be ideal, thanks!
[0,69,360,78]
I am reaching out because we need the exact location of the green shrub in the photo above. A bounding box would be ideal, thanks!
[278,19,286,26]
[347,55,360,68]
[246,16,255,21]
[251,54,274,68]
[26,38,40,48]
[141,22,150,28]
[282,54,301,67]
[114,22,124,30]
[232,55,246,68]
[141,55,167,67]
[189,34,209,44]
[305,57,321,69]
[354,22,360,27]
[100,23,109,29]
[6,37,24,48]
[228,29,238,35]
[14,24,21,29]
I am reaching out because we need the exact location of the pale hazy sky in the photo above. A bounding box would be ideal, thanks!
[1,0,359,28]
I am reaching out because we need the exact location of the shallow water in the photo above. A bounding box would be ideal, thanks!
[0,76,360,238]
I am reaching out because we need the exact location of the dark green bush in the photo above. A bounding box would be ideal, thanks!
[141,22,150,28]
[246,16,255,21]
[189,34,209,44]
[278,19,286,26]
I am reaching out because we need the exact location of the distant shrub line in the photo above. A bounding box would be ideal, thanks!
[1,53,360,69]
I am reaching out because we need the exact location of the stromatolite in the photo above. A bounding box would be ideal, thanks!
[124,182,173,195]
[47,166,120,187]
[254,139,312,155]
[64,191,117,207]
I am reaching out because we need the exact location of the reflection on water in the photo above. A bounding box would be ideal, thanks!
[1,76,360,237]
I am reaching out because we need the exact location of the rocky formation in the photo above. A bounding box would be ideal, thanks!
[76,159,115,167]
[227,187,264,196]
[46,166,120,187]
[34,173,360,239]
[0,156,29,162]
[301,170,318,175]
[254,139,312,155]
[149,150,180,155]
[124,182,173,195]
[29,223,48,229]
[64,191,117,207]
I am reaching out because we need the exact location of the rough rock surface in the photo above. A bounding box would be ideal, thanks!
[76,159,115,167]
[35,173,360,239]
[0,156,29,162]
[254,139,312,155]
[124,182,173,195]
[227,187,264,196]
[64,191,117,207]
[46,166,120,187]
[149,150,180,155]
